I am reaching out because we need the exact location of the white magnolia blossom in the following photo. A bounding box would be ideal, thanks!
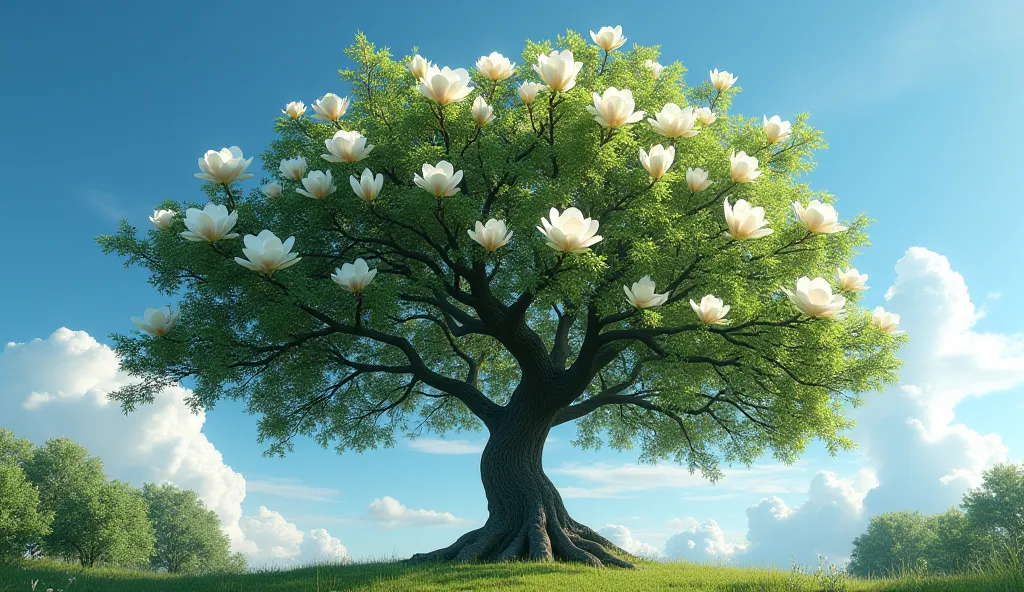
[414,161,463,198]
[262,182,282,199]
[645,59,664,78]
[296,170,337,200]
[624,275,668,309]
[322,129,374,163]
[180,203,239,242]
[639,144,675,179]
[783,277,847,319]
[195,146,254,184]
[279,156,308,180]
[467,219,513,251]
[872,306,905,334]
[690,294,731,325]
[685,167,713,192]
[418,65,474,104]
[537,207,603,253]
[730,150,762,183]
[695,107,717,125]
[311,93,350,122]
[590,25,627,52]
[281,101,306,119]
[518,82,545,105]
[836,268,869,292]
[331,258,377,293]
[723,197,773,240]
[476,52,515,81]
[793,200,848,234]
[647,103,700,138]
[472,96,495,126]
[149,209,175,230]
[533,50,584,92]
[349,168,383,202]
[710,69,737,91]
[234,229,301,276]
[131,306,178,337]
[763,115,792,144]
[408,54,431,81]
[587,87,645,128]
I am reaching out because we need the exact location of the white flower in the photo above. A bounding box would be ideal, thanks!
[872,306,905,334]
[195,146,254,184]
[409,54,431,81]
[782,277,847,319]
[279,156,308,180]
[695,107,717,125]
[587,87,645,128]
[639,144,675,179]
[723,197,773,240]
[710,69,737,91]
[262,182,282,199]
[590,25,627,52]
[296,170,337,200]
[518,82,545,105]
[472,96,495,126]
[322,129,374,163]
[467,219,513,251]
[624,275,668,309]
[149,209,175,230]
[686,168,713,192]
[234,230,301,276]
[645,59,664,78]
[311,93,350,122]
[537,207,603,253]
[647,103,700,138]
[763,115,792,144]
[836,268,869,292]
[413,161,463,198]
[476,52,515,81]
[690,294,731,325]
[793,200,847,234]
[533,50,584,92]
[349,168,383,202]
[730,150,762,183]
[131,306,178,337]
[180,203,239,242]
[282,101,305,119]
[331,258,377,293]
[418,65,474,105]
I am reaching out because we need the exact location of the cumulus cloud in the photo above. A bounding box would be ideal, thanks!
[0,328,350,563]
[242,507,350,566]
[597,524,662,559]
[664,519,746,563]
[365,496,464,528]
[407,438,485,455]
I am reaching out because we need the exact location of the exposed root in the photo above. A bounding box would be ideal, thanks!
[526,506,553,561]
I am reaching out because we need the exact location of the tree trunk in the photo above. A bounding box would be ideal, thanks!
[407,400,634,568]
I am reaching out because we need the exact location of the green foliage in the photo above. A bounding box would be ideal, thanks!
[143,483,238,574]
[849,511,938,577]
[22,438,106,518]
[962,462,1024,553]
[0,463,51,562]
[97,28,905,481]
[0,428,34,467]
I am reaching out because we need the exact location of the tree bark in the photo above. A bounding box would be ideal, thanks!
[407,398,635,568]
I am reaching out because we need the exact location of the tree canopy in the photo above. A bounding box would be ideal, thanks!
[143,483,237,574]
[0,463,51,562]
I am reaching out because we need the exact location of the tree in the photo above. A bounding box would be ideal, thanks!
[926,508,993,574]
[143,483,234,573]
[0,463,52,562]
[962,462,1024,553]
[0,428,34,467]
[849,511,937,577]
[22,437,106,518]
[97,28,905,567]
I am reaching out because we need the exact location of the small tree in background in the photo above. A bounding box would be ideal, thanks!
[849,511,937,577]
[0,463,51,562]
[143,482,235,573]
[962,462,1024,557]
[99,26,905,567]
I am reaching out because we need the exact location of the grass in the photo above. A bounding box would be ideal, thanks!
[1,556,1021,592]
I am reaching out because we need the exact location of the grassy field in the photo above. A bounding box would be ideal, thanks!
[2,558,1022,592]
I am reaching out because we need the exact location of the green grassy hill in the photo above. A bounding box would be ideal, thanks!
[2,558,1022,592]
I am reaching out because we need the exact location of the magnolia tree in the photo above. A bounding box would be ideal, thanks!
[99,27,906,568]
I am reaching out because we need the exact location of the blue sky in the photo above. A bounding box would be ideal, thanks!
[2,0,1023,566]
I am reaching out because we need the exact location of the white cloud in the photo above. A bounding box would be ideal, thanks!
[301,528,349,563]
[0,328,350,564]
[241,507,350,567]
[407,438,485,455]
[246,478,341,502]
[664,519,746,563]
[597,524,661,559]
[365,496,464,528]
